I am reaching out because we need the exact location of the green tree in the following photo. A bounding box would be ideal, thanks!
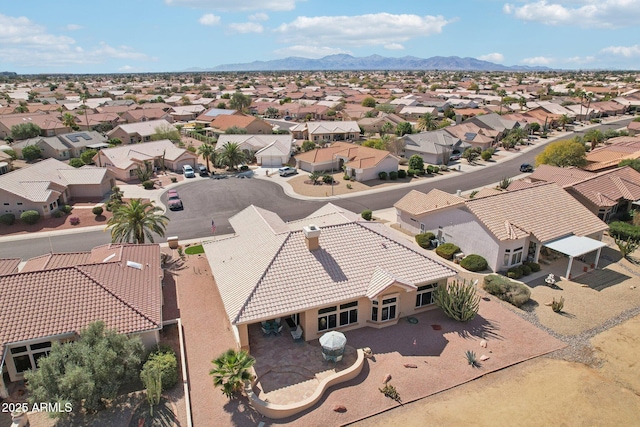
[536,139,587,167]
[619,158,640,172]
[106,199,169,244]
[529,122,541,134]
[80,149,97,165]
[69,158,84,168]
[264,106,279,118]
[22,144,42,161]
[229,91,251,112]
[308,171,321,185]
[11,122,42,140]
[219,142,246,170]
[408,154,424,171]
[380,121,394,136]
[361,97,376,108]
[557,114,571,130]
[151,124,180,142]
[135,160,154,182]
[13,104,28,113]
[584,129,604,151]
[209,349,255,399]
[225,126,248,134]
[416,113,437,131]
[301,140,316,152]
[62,112,78,130]
[463,148,480,164]
[25,321,144,416]
[197,142,215,171]
[395,121,413,136]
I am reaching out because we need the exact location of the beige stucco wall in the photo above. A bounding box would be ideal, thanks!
[353,155,399,182]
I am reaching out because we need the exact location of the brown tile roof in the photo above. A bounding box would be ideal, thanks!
[473,187,503,198]
[583,137,640,171]
[394,189,464,216]
[528,164,596,187]
[0,259,20,275]
[295,141,394,169]
[465,182,607,242]
[0,244,163,362]
[210,114,263,131]
[22,252,93,272]
[569,166,640,208]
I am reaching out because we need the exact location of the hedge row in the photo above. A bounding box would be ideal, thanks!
[483,275,531,307]
[609,221,640,241]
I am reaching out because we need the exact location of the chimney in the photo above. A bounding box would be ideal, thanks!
[303,224,321,251]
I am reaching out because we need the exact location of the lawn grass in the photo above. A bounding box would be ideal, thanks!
[184,244,204,255]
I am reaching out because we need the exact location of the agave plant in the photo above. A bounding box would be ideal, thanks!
[465,350,480,368]
[551,296,565,313]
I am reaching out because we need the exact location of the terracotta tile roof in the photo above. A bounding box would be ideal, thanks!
[569,166,640,208]
[473,187,503,198]
[0,244,163,363]
[21,252,92,272]
[107,119,173,138]
[295,141,395,169]
[0,259,20,275]
[528,164,596,187]
[98,139,197,170]
[211,114,265,131]
[505,180,536,191]
[204,204,456,325]
[394,189,465,216]
[366,267,416,300]
[465,182,608,242]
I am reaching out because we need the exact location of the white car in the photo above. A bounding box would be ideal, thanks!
[182,165,195,178]
[278,166,297,176]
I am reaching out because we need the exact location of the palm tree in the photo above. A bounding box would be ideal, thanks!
[106,199,168,244]
[219,142,245,170]
[584,129,604,151]
[197,142,215,172]
[576,89,586,121]
[497,89,507,115]
[558,114,570,130]
[508,127,527,145]
[62,112,77,129]
[416,113,437,131]
[209,349,255,399]
[380,121,394,136]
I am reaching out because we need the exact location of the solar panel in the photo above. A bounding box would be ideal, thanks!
[464,132,477,140]
[65,132,92,143]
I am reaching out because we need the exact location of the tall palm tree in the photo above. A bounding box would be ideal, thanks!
[416,113,437,131]
[584,129,604,151]
[219,142,245,170]
[197,142,215,172]
[62,112,77,129]
[209,349,255,399]
[380,121,394,136]
[558,114,570,130]
[106,199,168,244]
[497,89,507,115]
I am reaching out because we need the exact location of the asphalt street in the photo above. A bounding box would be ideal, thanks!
[1,118,632,260]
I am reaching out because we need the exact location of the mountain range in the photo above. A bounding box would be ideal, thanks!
[187,54,551,72]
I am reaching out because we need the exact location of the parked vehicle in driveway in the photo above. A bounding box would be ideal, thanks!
[278,166,297,176]
[182,165,195,178]
[197,164,208,176]
[167,189,183,210]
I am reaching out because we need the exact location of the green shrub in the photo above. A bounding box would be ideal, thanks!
[407,169,416,177]
[141,350,178,391]
[397,169,407,178]
[521,264,532,276]
[322,174,334,184]
[361,209,372,221]
[346,183,352,189]
[434,279,480,322]
[343,173,350,181]
[0,213,15,225]
[523,261,541,272]
[435,243,460,260]
[378,171,388,180]
[20,210,40,225]
[618,211,632,222]
[240,165,249,171]
[52,210,63,218]
[481,150,492,161]
[483,274,531,307]
[426,165,434,174]
[507,266,523,279]
[507,272,517,279]
[389,171,398,180]
[432,166,440,173]
[170,177,177,183]
[61,204,73,214]
[415,232,436,249]
[418,169,426,176]
[440,164,448,172]
[460,254,488,272]
[142,180,155,189]
[69,158,84,168]
[92,206,104,216]
[609,221,640,241]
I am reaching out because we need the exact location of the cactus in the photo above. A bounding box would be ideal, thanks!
[552,296,565,313]
[434,279,480,322]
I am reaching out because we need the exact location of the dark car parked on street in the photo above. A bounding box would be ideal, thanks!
[520,163,534,173]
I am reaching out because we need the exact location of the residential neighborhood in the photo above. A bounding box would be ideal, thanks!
[1,67,640,427]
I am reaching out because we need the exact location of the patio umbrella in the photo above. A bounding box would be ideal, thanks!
[319,331,347,351]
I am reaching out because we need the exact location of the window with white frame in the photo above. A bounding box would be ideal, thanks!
[339,301,358,326]
[10,341,52,374]
[318,306,337,331]
[511,247,523,265]
[416,283,438,307]
[380,297,397,321]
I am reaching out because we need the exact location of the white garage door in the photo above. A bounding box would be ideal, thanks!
[259,156,282,168]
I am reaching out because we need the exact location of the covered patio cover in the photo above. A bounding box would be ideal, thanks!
[544,235,607,279]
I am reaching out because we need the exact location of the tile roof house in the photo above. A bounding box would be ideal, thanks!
[0,158,115,218]
[402,130,470,165]
[583,136,640,171]
[106,119,174,144]
[203,204,457,351]
[357,113,405,135]
[120,108,174,124]
[394,184,608,275]
[295,141,399,181]
[210,114,273,135]
[290,121,360,142]
[216,134,294,168]
[0,113,70,139]
[94,139,198,182]
[444,122,497,150]
[12,131,108,160]
[0,243,164,398]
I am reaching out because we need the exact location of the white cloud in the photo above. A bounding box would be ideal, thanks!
[65,24,83,31]
[276,13,451,48]
[601,44,640,57]
[199,13,221,26]
[165,0,299,11]
[478,53,504,63]
[503,1,640,28]
[521,56,553,65]
[565,55,596,64]
[118,65,134,71]
[384,43,405,50]
[0,14,154,68]
[228,22,263,34]
[249,13,269,22]
[273,45,352,58]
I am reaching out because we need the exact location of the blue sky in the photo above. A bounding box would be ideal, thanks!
[1,0,639,73]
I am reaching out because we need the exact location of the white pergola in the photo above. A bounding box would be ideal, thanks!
[544,235,607,279]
